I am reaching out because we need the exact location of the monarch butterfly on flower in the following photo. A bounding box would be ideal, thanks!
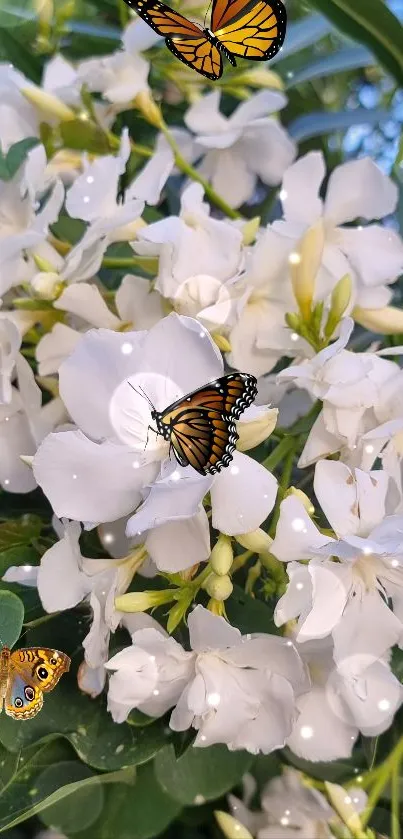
[123,0,286,79]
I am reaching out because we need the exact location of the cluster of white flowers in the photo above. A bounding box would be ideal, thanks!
[1,13,403,782]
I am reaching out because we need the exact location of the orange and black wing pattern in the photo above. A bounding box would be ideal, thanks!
[156,373,257,475]
[212,0,286,61]
[123,0,223,79]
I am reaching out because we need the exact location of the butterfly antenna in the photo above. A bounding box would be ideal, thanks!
[203,0,213,28]
[128,382,155,411]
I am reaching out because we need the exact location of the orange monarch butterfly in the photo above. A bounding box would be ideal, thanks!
[130,372,257,474]
[122,0,286,80]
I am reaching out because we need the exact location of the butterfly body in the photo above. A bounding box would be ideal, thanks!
[0,647,70,720]
[124,0,286,79]
[150,372,257,474]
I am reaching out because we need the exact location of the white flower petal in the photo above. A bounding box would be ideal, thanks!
[55,283,121,329]
[325,158,398,225]
[115,274,163,330]
[36,323,82,376]
[188,604,241,651]
[145,508,210,571]
[338,225,403,287]
[37,521,90,612]
[271,496,331,562]
[280,151,325,225]
[297,560,351,642]
[287,685,357,761]
[126,464,212,536]
[211,451,277,535]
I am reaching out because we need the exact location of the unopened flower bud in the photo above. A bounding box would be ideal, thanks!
[325,783,366,838]
[205,573,233,601]
[134,90,164,128]
[353,305,403,335]
[286,487,314,515]
[238,67,284,90]
[212,333,232,353]
[31,272,63,300]
[236,528,272,554]
[242,216,260,245]
[115,589,175,612]
[285,312,301,332]
[290,220,324,322]
[325,274,352,338]
[215,811,253,839]
[210,535,233,576]
[21,87,76,122]
[237,408,278,452]
[207,598,227,617]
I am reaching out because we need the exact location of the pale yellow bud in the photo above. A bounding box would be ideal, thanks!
[353,305,403,335]
[134,90,164,128]
[21,87,76,122]
[205,573,233,601]
[115,589,175,612]
[207,598,227,617]
[236,528,272,554]
[325,783,366,839]
[287,487,315,515]
[210,535,233,576]
[33,253,57,273]
[20,455,34,469]
[31,272,63,300]
[112,217,147,243]
[237,67,284,91]
[242,216,260,246]
[212,333,232,353]
[325,274,352,337]
[237,407,278,451]
[290,221,324,322]
[215,811,253,839]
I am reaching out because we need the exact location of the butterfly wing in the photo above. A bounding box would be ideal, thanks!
[212,0,286,61]
[5,674,43,720]
[123,0,223,79]
[4,648,70,720]
[158,373,257,474]
[170,409,238,474]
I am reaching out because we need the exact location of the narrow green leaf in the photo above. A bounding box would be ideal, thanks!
[307,0,403,85]
[0,591,24,648]
[60,120,111,154]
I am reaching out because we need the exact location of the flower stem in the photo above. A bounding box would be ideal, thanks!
[159,122,241,220]
[361,736,403,829]
[391,748,402,839]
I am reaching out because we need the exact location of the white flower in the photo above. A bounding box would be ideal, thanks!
[273,151,403,307]
[4,518,145,694]
[227,225,308,377]
[0,144,64,295]
[0,317,21,404]
[170,606,307,754]
[36,276,164,376]
[106,613,195,722]
[278,318,402,467]
[33,314,278,570]
[287,636,402,762]
[272,460,403,660]
[0,353,65,493]
[184,91,296,208]
[77,19,155,107]
[0,64,39,150]
[135,182,245,330]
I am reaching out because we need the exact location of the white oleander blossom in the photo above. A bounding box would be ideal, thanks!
[184,90,296,208]
[3,518,146,696]
[135,182,246,331]
[229,768,366,839]
[107,605,308,753]
[287,637,403,761]
[35,276,164,376]
[33,314,278,571]
[272,151,403,308]
[272,460,403,664]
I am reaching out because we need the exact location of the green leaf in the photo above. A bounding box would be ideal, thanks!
[0,546,39,578]
[226,585,278,635]
[0,137,39,181]
[0,515,42,551]
[282,748,364,782]
[76,761,181,839]
[60,120,111,154]
[154,744,254,806]
[0,590,24,648]
[307,0,403,85]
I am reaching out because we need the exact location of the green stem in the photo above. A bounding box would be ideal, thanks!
[361,736,403,829]
[160,123,241,220]
[391,752,401,839]
[101,256,158,274]
[262,436,296,472]
[269,442,297,538]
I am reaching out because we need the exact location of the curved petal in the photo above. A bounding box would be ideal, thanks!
[271,496,331,562]
[209,148,256,208]
[184,90,229,135]
[126,464,211,536]
[36,323,82,376]
[188,604,241,651]
[146,508,210,571]
[287,685,357,761]
[0,410,37,492]
[297,560,351,642]
[280,151,325,225]
[325,158,398,226]
[54,283,121,329]
[115,274,164,330]
[59,328,147,439]
[37,521,91,612]
[337,225,403,287]
[33,429,158,522]
[211,451,277,535]
[230,90,287,125]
